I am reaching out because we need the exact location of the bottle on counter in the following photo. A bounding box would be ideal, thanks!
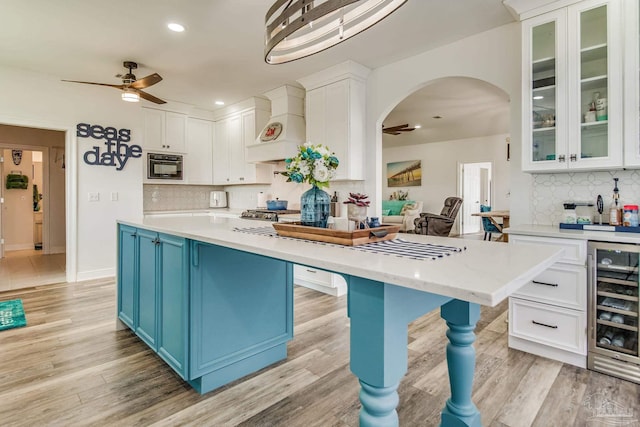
[609,178,623,225]
[330,192,340,217]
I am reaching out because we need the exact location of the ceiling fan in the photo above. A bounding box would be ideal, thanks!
[62,61,166,104]
[382,123,416,135]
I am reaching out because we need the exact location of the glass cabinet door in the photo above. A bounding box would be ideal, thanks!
[531,21,559,163]
[578,5,609,160]
[623,0,640,167]
[594,247,639,358]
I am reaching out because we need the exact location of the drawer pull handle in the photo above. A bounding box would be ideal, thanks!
[306,269,316,273]
[532,280,558,287]
[532,320,558,329]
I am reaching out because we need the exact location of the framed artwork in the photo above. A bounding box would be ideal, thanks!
[387,160,422,187]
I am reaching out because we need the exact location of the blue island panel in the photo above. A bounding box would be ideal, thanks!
[189,241,293,393]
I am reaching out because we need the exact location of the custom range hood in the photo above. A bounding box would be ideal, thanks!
[246,85,306,163]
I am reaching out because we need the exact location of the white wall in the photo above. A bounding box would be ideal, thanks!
[365,23,532,225]
[0,65,145,280]
[383,133,511,209]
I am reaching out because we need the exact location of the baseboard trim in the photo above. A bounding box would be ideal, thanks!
[48,246,66,254]
[76,267,115,282]
[5,243,35,251]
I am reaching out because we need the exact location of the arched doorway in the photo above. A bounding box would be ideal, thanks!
[380,76,510,235]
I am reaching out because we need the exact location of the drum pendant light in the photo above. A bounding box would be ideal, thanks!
[265,0,407,64]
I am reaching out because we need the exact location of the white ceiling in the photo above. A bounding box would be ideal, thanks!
[383,77,511,147]
[0,0,515,111]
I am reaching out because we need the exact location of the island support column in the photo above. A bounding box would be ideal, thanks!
[348,277,482,427]
[440,300,481,427]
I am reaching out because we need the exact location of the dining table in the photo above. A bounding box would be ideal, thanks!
[472,210,510,242]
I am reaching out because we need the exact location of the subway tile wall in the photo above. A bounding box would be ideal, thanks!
[531,170,640,225]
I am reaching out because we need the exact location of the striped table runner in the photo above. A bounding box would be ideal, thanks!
[233,226,465,261]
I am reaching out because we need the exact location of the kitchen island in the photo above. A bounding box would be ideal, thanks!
[117,216,562,427]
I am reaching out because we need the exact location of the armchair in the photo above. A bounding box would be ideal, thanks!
[413,197,463,236]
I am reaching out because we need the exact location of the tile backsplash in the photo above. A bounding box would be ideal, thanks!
[531,170,640,225]
[143,184,223,211]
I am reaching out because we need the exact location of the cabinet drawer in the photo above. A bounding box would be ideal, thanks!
[513,263,586,311]
[510,298,586,354]
[294,265,331,285]
[510,235,586,265]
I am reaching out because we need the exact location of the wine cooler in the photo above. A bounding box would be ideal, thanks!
[588,242,640,384]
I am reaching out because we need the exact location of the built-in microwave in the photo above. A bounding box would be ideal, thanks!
[147,153,183,180]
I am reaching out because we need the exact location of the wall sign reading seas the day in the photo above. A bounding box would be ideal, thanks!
[77,123,142,171]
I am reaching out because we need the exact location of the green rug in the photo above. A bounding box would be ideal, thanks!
[0,299,27,331]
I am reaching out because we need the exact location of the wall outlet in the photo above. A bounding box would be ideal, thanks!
[111,192,118,201]
[88,192,100,202]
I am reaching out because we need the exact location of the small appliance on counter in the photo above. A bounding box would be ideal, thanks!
[210,191,228,208]
[562,201,593,225]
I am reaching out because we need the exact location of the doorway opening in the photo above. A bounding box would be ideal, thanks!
[0,127,67,291]
[459,161,492,235]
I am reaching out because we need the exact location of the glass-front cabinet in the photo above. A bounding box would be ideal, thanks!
[624,0,640,167]
[522,0,622,172]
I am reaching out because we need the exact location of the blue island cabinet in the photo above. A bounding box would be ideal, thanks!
[188,241,293,394]
[118,224,294,394]
[117,224,189,379]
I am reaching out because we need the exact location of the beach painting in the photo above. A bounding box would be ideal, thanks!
[387,160,422,187]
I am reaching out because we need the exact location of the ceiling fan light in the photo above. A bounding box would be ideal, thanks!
[122,90,140,102]
[168,22,185,32]
[265,0,408,64]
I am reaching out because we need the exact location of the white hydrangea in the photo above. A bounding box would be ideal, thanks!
[312,164,330,182]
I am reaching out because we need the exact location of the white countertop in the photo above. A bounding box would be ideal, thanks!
[506,224,640,244]
[119,216,563,307]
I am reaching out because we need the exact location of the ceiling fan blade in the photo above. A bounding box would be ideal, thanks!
[383,124,410,132]
[130,73,162,89]
[137,89,167,104]
[61,80,125,89]
[383,130,402,135]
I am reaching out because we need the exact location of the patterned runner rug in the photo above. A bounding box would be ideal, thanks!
[234,226,465,261]
[0,299,27,331]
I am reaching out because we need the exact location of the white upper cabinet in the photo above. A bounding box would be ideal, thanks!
[298,61,370,181]
[212,99,273,185]
[623,0,640,167]
[185,118,213,185]
[522,0,623,172]
[143,108,187,153]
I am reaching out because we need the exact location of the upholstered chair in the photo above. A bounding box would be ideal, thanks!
[413,197,463,236]
[480,204,502,241]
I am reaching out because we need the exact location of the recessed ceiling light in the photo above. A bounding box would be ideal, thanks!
[168,23,185,32]
[414,125,422,129]
[533,95,544,100]
[215,100,225,106]
[432,115,442,119]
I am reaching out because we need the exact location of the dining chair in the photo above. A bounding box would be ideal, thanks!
[480,204,502,241]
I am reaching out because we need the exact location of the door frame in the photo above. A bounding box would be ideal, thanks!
[458,161,493,235]
[0,115,77,283]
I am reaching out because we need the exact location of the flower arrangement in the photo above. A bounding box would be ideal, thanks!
[281,142,339,189]
[343,193,370,207]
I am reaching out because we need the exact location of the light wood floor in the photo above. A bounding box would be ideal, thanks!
[0,279,638,427]
[0,249,65,292]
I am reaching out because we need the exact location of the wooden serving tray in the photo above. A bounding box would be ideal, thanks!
[272,222,400,246]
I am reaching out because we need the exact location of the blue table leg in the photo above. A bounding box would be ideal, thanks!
[348,276,452,427]
[440,300,481,427]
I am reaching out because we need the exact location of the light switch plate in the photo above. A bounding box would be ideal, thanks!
[111,192,118,201]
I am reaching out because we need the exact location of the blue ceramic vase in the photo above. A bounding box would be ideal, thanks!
[300,185,330,228]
